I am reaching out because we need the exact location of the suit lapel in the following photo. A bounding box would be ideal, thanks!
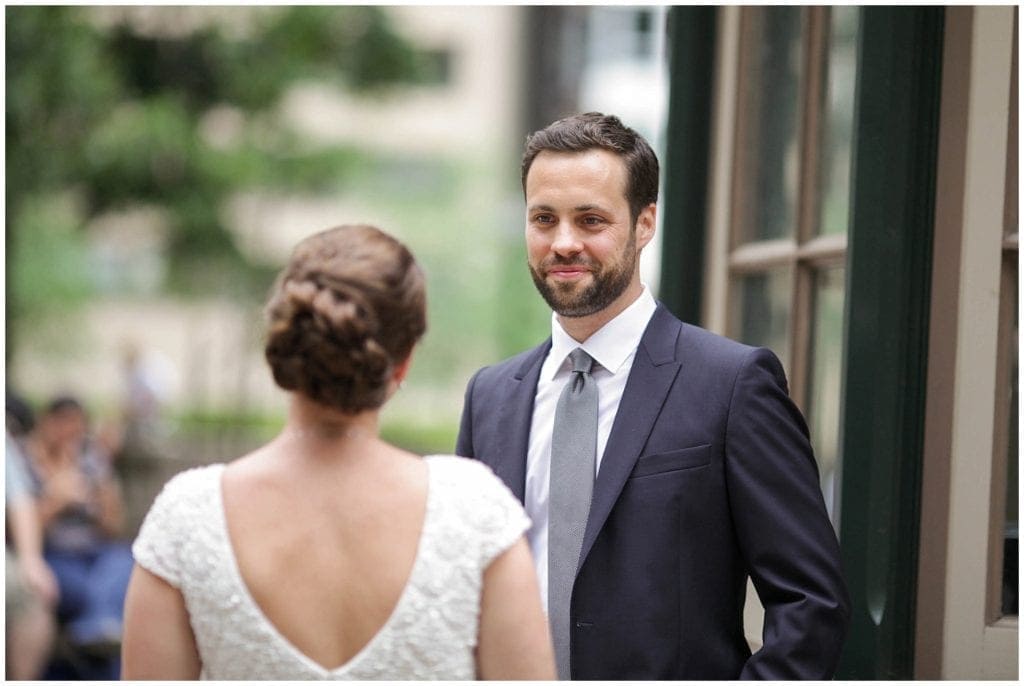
[579,305,682,567]
[493,339,550,503]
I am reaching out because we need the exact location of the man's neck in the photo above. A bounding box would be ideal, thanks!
[556,282,645,343]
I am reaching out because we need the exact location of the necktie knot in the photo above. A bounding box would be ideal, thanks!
[568,348,594,375]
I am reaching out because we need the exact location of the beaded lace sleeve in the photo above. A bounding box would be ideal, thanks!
[131,466,218,588]
[430,456,532,569]
[477,464,531,568]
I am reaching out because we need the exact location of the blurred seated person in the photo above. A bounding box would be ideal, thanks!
[24,395,133,679]
[6,392,59,679]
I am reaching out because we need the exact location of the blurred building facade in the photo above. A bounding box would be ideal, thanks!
[9,5,671,426]
[9,6,529,422]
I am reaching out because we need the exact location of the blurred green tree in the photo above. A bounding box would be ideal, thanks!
[6,6,428,360]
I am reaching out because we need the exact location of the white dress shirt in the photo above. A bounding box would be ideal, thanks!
[525,286,658,611]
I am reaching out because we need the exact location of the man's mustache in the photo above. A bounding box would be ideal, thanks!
[541,256,597,270]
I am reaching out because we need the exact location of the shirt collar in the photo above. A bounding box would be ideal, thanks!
[546,285,658,379]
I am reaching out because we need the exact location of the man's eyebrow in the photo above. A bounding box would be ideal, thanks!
[527,204,613,214]
[574,204,611,214]
[527,204,556,213]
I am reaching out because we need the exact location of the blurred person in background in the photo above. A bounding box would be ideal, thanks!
[24,395,133,679]
[6,392,58,680]
[122,224,554,679]
[118,341,176,459]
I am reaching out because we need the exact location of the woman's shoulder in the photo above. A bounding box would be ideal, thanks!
[422,454,505,488]
[151,463,226,511]
[422,455,530,562]
[162,462,225,491]
[133,463,226,587]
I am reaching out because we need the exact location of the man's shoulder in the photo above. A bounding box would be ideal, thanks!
[677,321,757,355]
[661,314,786,384]
[648,305,760,362]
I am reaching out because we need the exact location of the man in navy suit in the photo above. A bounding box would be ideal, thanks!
[456,112,850,679]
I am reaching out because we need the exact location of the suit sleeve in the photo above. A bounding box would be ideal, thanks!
[724,348,850,679]
[455,368,481,458]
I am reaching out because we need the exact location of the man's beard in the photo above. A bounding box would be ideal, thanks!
[528,232,637,318]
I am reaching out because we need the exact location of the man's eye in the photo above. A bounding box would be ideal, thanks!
[582,216,603,226]
[533,214,555,224]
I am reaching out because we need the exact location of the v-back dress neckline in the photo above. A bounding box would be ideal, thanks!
[209,461,436,677]
[133,454,530,680]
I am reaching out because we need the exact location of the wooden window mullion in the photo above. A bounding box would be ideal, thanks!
[790,7,829,410]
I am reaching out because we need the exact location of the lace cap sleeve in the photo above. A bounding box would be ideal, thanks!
[444,457,532,568]
[479,472,531,567]
[131,466,217,588]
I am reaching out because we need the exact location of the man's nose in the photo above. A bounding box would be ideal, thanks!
[551,221,582,256]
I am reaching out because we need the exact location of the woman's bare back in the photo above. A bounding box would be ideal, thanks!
[220,437,428,671]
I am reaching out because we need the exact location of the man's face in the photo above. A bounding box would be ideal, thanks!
[525,149,654,318]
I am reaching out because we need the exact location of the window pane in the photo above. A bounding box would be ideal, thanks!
[817,7,860,236]
[736,8,802,243]
[731,268,793,367]
[806,266,846,519]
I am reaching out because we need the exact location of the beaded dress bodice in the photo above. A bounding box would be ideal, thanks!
[132,455,529,680]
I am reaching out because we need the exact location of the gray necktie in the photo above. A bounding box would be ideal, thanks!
[548,348,598,680]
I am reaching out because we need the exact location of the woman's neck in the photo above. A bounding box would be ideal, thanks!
[283,394,380,444]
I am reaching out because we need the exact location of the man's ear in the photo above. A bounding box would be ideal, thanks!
[636,203,657,249]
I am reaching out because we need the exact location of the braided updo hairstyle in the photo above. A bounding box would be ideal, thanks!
[264,224,426,413]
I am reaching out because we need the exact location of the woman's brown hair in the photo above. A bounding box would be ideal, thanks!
[264,224,426,413]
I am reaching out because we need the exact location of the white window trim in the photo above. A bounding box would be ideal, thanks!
[929,5,1018,680]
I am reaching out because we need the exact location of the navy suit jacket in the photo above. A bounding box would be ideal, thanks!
[456,303,850,679]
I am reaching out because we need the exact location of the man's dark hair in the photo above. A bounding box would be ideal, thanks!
[521,112,659,223]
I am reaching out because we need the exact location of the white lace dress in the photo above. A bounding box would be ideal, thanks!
[132,455,530,680]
